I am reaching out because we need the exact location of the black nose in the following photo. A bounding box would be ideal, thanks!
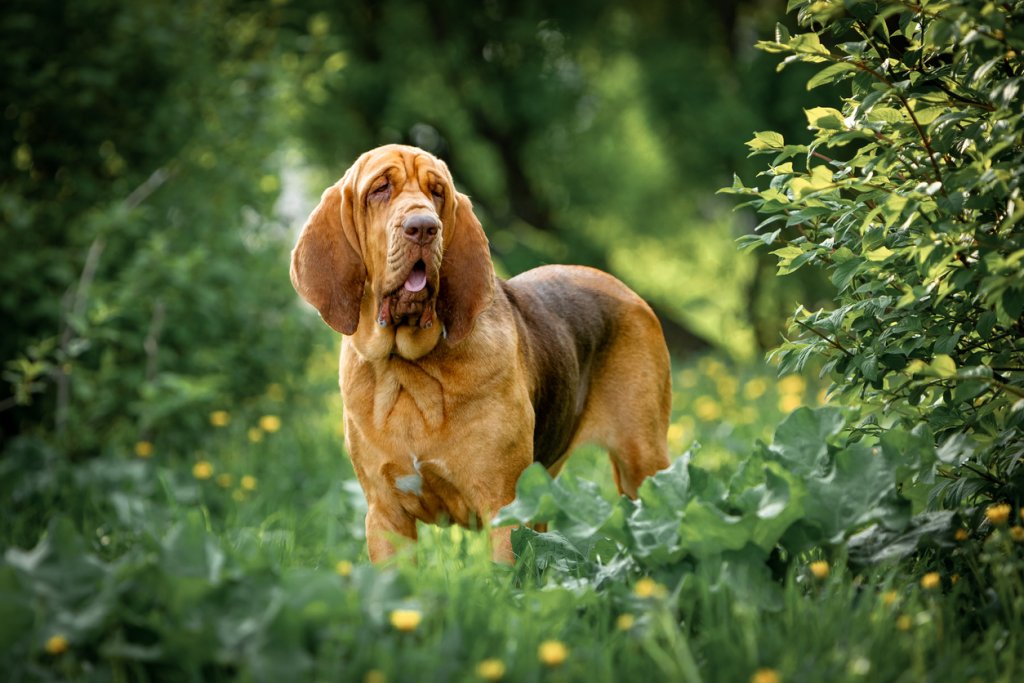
[402,214,440,245]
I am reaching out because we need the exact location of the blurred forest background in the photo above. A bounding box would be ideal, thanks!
[1,0,832,474]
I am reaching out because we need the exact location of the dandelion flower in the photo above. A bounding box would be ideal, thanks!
[750,667,781,683]
[633,577,667,599]
[896,615,912,631]
[778,394,802,413]
[777,375,806,395]
[241,475,257,491]
[694,396,722,421]
[389,609,422,632]
[1010,527,1024,542]
[216,473,233,488]
[134,440,153,458]
[881,590,898,606]
[209,410,231,427]
[667,423,685,447]
[537,640,568,667]
[232,489,247,502]
[335,560,353,577]
[954,528,969,542]
[247,427,264,443]
[259,415,281,433]
[920,572,940,591]
[809,561,829,580]
[45,634,68,655]
[364,670,386,683]
[476,659,506,681]
[986,503,1011,526]
[616,613,636,631]
[192,460,214,480]
[743,377,768,400]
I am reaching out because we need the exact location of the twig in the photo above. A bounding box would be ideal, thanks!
[794,319,855,357]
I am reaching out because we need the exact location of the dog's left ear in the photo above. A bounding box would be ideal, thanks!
[290,171,367,335]
[437,192,495,344]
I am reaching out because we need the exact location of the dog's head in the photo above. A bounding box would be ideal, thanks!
[291,144,495,358]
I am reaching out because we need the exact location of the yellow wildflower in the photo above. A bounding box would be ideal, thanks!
[881,590,898,606]
[192,460,214,480]
[716,376,738,400]
[809,560,830,580]
[232,489,246,502]
[633,577,668,599]
[389,609,422,632]
[335,560,353,577]
[778,394,802,413]
[364,670,386,683]
[134,440,153,458]
[476,659,506,681]
[247,427,264,443]
[777,375,806,395]
[678,369,697,388]
[896,615,912,631]
[954,528,969,542]
[209,410,231,427]
[986,503,1012,526]
[241,475,257,491]
[743,377,768,400]
[667,423,685,447]
[694,396,722,421]
[259,414,282,433]
[45,634,69,655]
[616,613,636,631]
[1010,527,1024,542]
[951,574,959,584]
[216,473,233,488]
[537,640,568,667]
[920,572,941,591]
[751,668,781,683]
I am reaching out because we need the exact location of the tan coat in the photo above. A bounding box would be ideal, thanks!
[291,144,671,562]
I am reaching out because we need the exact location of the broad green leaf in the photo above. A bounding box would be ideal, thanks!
[493,463,559,525]
[931,354,957,378]
[747,130,786,151]
[805,106,845,130]
[807,61,858,90]
[768,407,845,476]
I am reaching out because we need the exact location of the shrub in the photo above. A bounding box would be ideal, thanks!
[723,0,1024,511]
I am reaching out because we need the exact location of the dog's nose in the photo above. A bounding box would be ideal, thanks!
[402,214,440,245]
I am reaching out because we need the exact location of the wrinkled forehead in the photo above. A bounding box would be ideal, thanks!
[355,146,449,193]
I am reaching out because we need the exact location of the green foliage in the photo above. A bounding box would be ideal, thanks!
[722,0,1024,509]
[497,406,919,607]
[1,1,316,473]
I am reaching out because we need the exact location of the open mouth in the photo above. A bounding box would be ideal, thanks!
[377,259,435,329]
[403,260,427,293]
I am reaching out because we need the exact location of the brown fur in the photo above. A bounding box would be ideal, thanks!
[291,144,671,562]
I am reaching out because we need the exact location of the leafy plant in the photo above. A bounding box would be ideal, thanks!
[497,406,923,608]
[722,0,1024,510]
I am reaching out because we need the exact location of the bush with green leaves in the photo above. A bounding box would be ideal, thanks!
[723,0,1024,511]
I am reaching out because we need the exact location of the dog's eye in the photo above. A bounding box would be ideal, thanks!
[431,186,444,202]
[370,180,391,200]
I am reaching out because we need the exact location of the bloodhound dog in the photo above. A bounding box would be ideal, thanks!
[291,144,671,562]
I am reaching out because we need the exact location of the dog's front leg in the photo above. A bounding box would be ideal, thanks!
[365,502,417,562]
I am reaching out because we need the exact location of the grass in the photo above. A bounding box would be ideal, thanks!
[2,347,1022,682]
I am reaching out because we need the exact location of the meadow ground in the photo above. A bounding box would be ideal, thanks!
[3,348,1021,682]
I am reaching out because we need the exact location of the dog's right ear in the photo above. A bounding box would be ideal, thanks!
[290,174,366,335]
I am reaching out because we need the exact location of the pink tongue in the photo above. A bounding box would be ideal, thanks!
[404,268,427,292]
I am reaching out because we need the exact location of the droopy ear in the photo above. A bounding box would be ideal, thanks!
[290,174,366,335]
[437,192,495,344]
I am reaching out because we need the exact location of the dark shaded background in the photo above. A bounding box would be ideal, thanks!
[1,0,833,455]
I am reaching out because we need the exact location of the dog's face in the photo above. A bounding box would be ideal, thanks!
[357,146,452,332]
[291,144,495,359]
